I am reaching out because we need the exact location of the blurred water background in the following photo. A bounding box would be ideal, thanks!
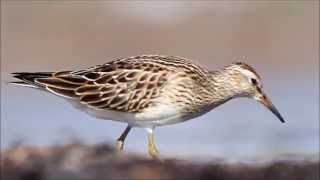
[1,1,319,162]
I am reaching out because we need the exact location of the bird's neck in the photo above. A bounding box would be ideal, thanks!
[208,70,242,104]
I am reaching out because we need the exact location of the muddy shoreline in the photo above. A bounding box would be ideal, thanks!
[1,143,319,180]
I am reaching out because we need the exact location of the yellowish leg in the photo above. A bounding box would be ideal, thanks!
[147,128,160,160]
[115,125,131,152]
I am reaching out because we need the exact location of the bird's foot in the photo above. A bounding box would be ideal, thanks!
[148,145,160,160]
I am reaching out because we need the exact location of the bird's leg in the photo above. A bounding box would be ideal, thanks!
[147,128,160,160]
[115,125,132,152]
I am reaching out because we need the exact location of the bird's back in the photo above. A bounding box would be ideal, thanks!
[12,55,210,116]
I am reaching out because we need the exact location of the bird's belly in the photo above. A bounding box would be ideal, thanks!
[133,104,185,127]
[69,100,188,127]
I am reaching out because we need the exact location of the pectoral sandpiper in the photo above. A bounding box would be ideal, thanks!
[11,55,285,159]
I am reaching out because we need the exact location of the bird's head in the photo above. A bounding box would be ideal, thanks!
[218,62,285,123]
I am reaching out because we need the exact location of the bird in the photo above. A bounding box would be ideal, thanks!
[11,55,285,159]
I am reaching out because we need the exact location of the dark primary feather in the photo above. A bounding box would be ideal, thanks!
[11,72,53,88]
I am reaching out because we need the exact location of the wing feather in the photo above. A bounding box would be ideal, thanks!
[46,86,78,99]
[13,55,209,113]
[36,78,82,90]
[77,69,169,112]
[28,56,180,112]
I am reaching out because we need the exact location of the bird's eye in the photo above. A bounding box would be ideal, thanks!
[250,78,257,85]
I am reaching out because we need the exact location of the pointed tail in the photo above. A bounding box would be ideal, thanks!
[11,72,53,88]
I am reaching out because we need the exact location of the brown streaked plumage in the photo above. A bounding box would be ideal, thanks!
[11,55,285,159]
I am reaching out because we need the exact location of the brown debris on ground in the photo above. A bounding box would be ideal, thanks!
[1,143,319,180]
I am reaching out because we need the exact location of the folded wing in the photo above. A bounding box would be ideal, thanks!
[15,62,169,113]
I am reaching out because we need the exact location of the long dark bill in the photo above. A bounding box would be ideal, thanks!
[259,94,285,123]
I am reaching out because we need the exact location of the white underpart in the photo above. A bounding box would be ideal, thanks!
[134,103,183,127]
[68,100,183,128]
